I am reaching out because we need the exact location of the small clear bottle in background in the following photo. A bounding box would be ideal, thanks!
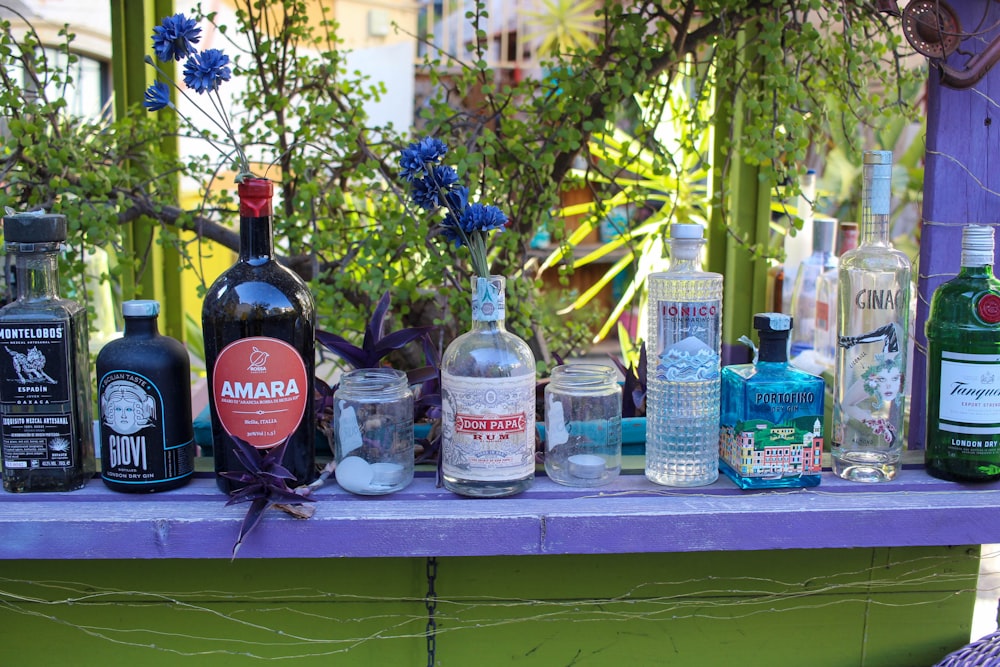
[925,224,1000,482]
[781,169,818,315]
[0,212,95,492]
[789,215,839,357]
[334,368,414,495]
[645,223,723,487]
[720,313,825,489]
[813,222,859,369]
[544,363,621,487]
[833,150,911,482]
[96,300,195,492]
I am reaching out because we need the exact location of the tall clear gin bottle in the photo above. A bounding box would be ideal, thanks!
[0,212,95,492]
[645,223,722,486]
[833,150,911,482]
[441,275,536,497]
[925,225,1000,482]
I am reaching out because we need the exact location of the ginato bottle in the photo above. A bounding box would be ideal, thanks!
[925,224,1000,482]
[202,178,317,492]
[96,300,195,492]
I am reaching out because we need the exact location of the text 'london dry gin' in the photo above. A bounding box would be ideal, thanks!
[832,150,911,482]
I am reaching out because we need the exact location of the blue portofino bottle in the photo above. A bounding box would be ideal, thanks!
[720,313,825,489]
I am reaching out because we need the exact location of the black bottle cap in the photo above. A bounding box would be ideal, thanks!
[753,312,793,334]
[3,212,68,244]
[753,312,791,362]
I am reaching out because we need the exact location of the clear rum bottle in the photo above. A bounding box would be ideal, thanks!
[0,213,95,492]
[832,150,911,482]
[925,224,1000,482]
[645,223,722,487]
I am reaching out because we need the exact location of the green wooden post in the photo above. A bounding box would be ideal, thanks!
[708,27,771,364]
[109,0,185,341]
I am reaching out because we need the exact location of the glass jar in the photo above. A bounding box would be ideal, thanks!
[334,368,414,495]
[544,364,622,487]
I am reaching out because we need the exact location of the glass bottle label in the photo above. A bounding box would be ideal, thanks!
[441,371,535,481]
[654,300,720,381]
[99,370,192,484]
[472,277,505,323]
[937,352,1000,430]
[0,322,76,469]
[212,337,308,449]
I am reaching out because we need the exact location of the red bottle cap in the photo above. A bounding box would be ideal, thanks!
[238,178,273,217]
[977,293,1000,324]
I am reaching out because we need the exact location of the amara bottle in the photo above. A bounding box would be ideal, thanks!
[789,216,838,357]
[925,225,1000,482]
[833,150,911,482]
[720,313,825,489]
[645,223,723,487]
[96,300,195,492]
[202,178,317,492]
[0,212,95,492]
[441,275,536,497]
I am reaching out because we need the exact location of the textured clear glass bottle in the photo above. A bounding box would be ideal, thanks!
[814,222,859,369]
[0,213,95,492]
[645,223,722,487]
[544,363,621,487]
[789,216,838,357]
[720,313,825,489]
[96,300,195,492]
[202,178,316,493]
[925,224,1000,482]
[833,150,911,482]
[441,275,536,497]
[334,368,414,495]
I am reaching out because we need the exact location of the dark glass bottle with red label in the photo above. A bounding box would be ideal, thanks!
[96,300,195,492]
[202,178,316,492]
[0,212,95,492]
[925,224,1000,482]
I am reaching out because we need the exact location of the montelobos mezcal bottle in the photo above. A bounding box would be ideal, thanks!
[202,178,316,492]
[0,212,95,492]
[925,224,1000,482]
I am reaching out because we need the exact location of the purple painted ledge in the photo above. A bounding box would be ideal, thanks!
[1,459,998,560]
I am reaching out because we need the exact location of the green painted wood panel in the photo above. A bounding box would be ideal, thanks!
[0,546,978,666]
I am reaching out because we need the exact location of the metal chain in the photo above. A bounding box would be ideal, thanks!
[425,556,438,667]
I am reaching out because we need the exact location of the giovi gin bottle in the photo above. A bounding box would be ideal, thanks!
[832,150,911,482]
[925,224,1000,482]
[0,212,95,492]
[645,223,723,487]
[202,178,317,492]
[441,275,536,497]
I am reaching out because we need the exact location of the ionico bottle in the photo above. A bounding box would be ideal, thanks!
[96,300,195,492]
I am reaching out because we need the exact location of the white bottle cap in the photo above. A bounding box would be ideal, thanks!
[670,223,704,239]
[121,300,160,318]
[962,225,995,267]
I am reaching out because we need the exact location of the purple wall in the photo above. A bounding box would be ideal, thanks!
[910,0,1000,449]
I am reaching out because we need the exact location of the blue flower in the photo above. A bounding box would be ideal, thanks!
[143,81,171,111]
[182,49,232,94]
[411,166,459,210]
[151,13,201,62]
[399,137,448,182]
[459,203,508,234]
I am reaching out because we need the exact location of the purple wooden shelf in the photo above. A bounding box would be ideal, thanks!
[1,458,999,560]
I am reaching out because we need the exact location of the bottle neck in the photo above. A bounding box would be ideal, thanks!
[470,275,507,332]
[239,214,275,265]
[668,238,704,272]
[860,162,892,248]
[11,244,61,301]
[756,334,789,364]
[123,316,159,338]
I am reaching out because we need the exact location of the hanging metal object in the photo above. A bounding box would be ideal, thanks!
[894,0,1000,89]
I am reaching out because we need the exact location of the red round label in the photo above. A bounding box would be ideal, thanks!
[212,337,308,449]
[977,293,1000,324]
